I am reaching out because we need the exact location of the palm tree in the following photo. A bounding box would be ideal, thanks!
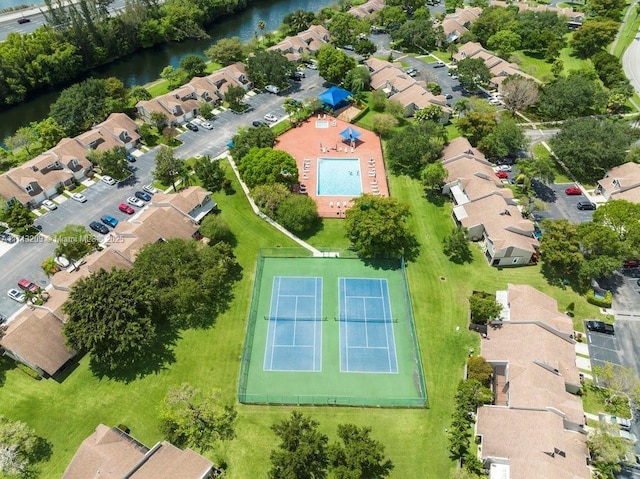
[257,20,266,35]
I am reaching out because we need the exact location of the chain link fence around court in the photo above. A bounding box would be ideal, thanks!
[238,251,428,408]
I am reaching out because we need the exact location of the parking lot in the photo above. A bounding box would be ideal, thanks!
[531,181,596,223]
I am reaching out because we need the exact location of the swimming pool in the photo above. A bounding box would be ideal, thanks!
[317,158,362,196]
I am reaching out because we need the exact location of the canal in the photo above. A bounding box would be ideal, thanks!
[0,0,333,142]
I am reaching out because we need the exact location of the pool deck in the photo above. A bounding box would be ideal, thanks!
[276,115,388,218]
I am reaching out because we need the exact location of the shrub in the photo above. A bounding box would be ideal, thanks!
[16,363,42,380]
[466,356,493,387]
[586,289,612,308]
[469,291,502,324]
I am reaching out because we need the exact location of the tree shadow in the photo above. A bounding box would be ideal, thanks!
[424,190,446,207]
[445,248,474,265]
[89,320,180,383]
[295,218,325,241]
[0,356,10,387]
[540,263,585,293]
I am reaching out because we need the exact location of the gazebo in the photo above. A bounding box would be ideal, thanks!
[339,126,362,144]
[318,86,352,109]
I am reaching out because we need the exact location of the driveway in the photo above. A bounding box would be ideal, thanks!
[530,181,595,223]
[598,269,640,316]
[174,68,326,160]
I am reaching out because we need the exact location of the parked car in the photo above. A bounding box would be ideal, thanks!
[0,232,15,242]
[444,93,453,99]
[42,199,57,210]
[101,215,119,228]
[496,165,512,172]
[577,201,597,211]
[90,221,109,234]
[17,17,30,24]
[185,122,199,132]
[197,119,214,130]
[143,184,158,195]
[126,152,136,162]
[495,171,509,179]
[342,44,354,51]
[127,197,145,208]
[101,176,116,185]
[265,85,280,94]
[252,120,266,128]
[134,191,151,202]
[17,279,39,293]
[290,71,305,81]
[70,193,87,203]
[586,320,615,334]
[620,430,638,443]
[307,62,318,70]
[404,67,417,77]
[0,313,6,324]
[433,61,445,68]
[0,232,16,243]
[55,256,70,268]
[599,413,632,431]
[564,186,582,195]
[119,203,135,214]
[7,288,25,303]
[488,98,502,106]
[126,164,137,173]
[624,259,640,268]
[264,113,278,123]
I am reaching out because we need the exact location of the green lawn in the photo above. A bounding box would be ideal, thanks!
[0,157,606,477]
[515,35,591,81]
[612,5,640,58]
[532,143,573,183]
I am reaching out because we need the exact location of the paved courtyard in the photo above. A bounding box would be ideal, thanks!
[276,115,388,218]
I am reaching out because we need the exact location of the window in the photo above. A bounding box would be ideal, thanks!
[25,184,33,193]
[512,257,519,264]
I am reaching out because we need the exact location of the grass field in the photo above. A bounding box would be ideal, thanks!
[515,40,591,81]
[612,4,640,58]
[0,158,605,477]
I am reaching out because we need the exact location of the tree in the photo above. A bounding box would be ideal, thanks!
[550,118,639,183]
[487,30,521,58]
[390,18,437,53]
[370,90,388,112]
[421,161,447,192]
[160,65,188,90]
[316,45,356,85]
[87,145,128,179]
[179,54,207,78]
[153,146,186,191]
[371,113,399,136]
[589,0,627,20]
[516,156,555,186]
[455,109,497,146]
[457,58,491,92]
[386,122,446,177]
[63,268,157,372]
[32,118,66,150]
[443,226,472,263]
[500,76,539,113]
[594,362,640,405]
[224,85,247,112]
[252,183,291,217]
[199,214,235,246]
[281,9,315,35]
[237,148,298,188]
[468,292,502,324]
[466,356,493,387]
[344,66,371,94]
[230,125,276,162]
[269,411,328,479]
[344,195,418,259]
[160,383,237,451]
[193,156,225,193]
[52,224,98,265]
[592,51,629,89]
[354,38,377,58]
[41,257,60,277]
[470,7,517,45]
[127,85,152,105]
[0,415,51,477]
[205,37,245,66]
[537,71,607,120]
[133,239,240,325]
[276,194,319,233]
[4,126,37,155]
[5,202,34,234]
[327,12,369,46]
[477,118,526,159]
[247,50,294,89]
[415,105,444,124]
[150,111,168,132]
[592,200,640,255]
[328,424,393,479]
[571,19,618,57]
[588,422,633,477]
[539,219,583,284]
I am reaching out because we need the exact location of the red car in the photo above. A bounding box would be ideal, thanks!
[17,279,39,293]
[495,171,508,179]
[118,203,134,214]
[565,186,582,195]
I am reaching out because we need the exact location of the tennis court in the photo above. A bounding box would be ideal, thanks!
[339,278,398,373]
[264,277,323,372]
[238,253,427,407]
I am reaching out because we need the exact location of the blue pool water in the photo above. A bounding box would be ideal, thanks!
[317,158,362,196]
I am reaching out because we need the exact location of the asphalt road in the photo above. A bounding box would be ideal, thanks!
[623,35,640,94]
[530,180,595,223]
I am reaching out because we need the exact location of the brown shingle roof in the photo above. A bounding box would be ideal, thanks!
[128,442,213,478]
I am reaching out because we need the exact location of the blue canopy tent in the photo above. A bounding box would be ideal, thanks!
[340,127,361,141]
[318,86,352,109]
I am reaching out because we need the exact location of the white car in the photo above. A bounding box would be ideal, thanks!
[101,176,116,185]
[496,164,512,172]
[126,197,144,208]
[264,113,278,123]
[488,98,502,106]
[265,85,280,94]
[196,119,214,130]
[42,199,57,210]
[600,413,632,430]
[7,288,25,303]
[71,193,87,203]
[55,256,70,268]
[143,184,159,195]
[307,62,318,70]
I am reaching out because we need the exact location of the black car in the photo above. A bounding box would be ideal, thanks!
[290,71,305,81]
[89,221,109,235]
[185,122,199,132]
[445,93,453,99]
[577,201,597,211]
[252,120,266,127]
[134,191,152,202]
[17,17,30,24]
[585,320,615,335]
[0,232,16,243]
[126,152,136,162]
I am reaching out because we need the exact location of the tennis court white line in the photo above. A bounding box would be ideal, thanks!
[272,344,316,348]
[347,346,389,350]
[278,294,317,298]
[345,295,385,300]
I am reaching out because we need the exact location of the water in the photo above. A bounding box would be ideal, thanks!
[0,0,37,9]
[0,0,333,142]
[317,158,363,196]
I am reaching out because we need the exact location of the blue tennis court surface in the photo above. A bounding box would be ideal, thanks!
[339,278,398,373]
[263,277,323,372]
